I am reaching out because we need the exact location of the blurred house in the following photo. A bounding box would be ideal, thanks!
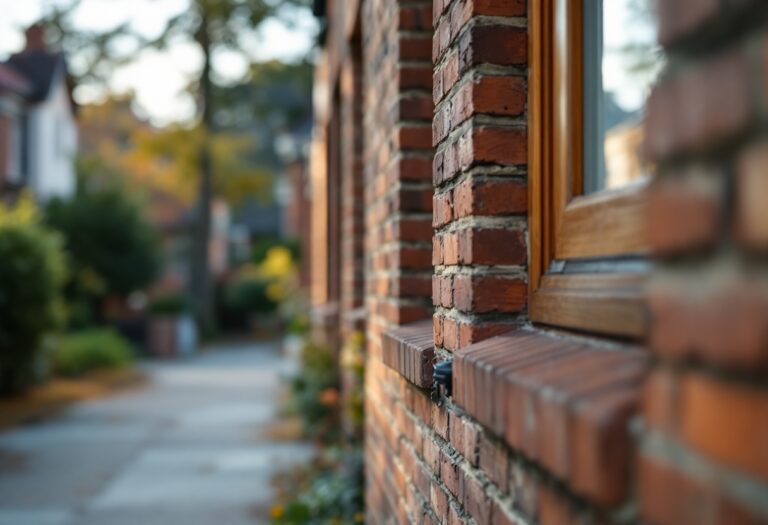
[0,24,77,201]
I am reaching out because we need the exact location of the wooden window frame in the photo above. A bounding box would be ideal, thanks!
[528,0,649,339]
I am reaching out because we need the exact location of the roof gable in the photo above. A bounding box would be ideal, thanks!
[6,50,67,103]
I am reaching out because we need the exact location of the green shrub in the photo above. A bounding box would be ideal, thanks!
[271,448,364,525]
[45,184,161,305]
[148,293,189,316]
[0,197,66,394]
[52,329,134,377]
[224,275,277,315]
[289,341,340,443]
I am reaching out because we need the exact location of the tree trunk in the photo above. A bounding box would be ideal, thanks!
[190,11,215,334]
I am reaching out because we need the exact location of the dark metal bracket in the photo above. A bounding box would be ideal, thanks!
[431,360,453,405]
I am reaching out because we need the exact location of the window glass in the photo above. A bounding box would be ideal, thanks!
[584,0,663,193]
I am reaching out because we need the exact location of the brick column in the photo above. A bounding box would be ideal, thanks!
[431,1,528,355]
[640,2,768,524]
[340,47,366,338]
[362,0,435,521]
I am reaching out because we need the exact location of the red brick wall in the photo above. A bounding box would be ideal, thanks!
[431,0,528,353]
[361,0,434,521]
[307,1,768,524]
[340,43,366,337]
[640,2,768,524]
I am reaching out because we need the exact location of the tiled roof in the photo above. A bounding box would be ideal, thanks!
[6,50,65,102]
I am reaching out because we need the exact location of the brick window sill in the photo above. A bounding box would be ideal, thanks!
[454,329,650,507]
[382,319,434,389]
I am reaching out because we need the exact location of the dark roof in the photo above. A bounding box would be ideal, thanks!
[0,63,31,96]
[6,50,66,102]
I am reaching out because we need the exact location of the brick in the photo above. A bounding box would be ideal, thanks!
[462,472,492,525]
[430,481,450,519]
[479,435,509,492]
[398,65,433,91]
[536,483,580,525]
[433,313,444,347]
[642,367,681,433]
[442,317,460,351]
[459,228,526,265]
[736,140,768,251]
[680,373,768,480]
[443,231,460,265]
[400,35,432,61]
[433,190,454,227]
[448,411,479,466]
[647,170,721,255]
[432,402,450,439]
[397,125,434,151]
[382,320,435,388]
[459,25,527,70]
[464,127,527,167]
[645,47,750,162]
[453,275,527,313]
[639,454,766,525]
[649,276,768,369]
[458,321,517,348]
[453,178,527,218]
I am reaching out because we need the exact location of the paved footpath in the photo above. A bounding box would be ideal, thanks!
[0,341,313,525]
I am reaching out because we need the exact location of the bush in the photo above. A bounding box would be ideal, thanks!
[45,184,161,306]
[224,273,278,315]
[289,341,340,443]
[271,448,364,525]
[51,329,134,377]
[0,196,66,394]
[148,293,189,316]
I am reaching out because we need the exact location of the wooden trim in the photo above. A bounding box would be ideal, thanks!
[528,0,549,292]
[528,0,650,338]
[530,273,647,338]
[556,180,649,259]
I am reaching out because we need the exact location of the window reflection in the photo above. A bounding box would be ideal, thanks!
[584,0,663,193]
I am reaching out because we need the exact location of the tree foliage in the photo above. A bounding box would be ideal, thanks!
[45,180,161,300]
[0,196,66,394]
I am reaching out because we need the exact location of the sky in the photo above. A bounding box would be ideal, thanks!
[603,0,661,113]
[0,0,317,125]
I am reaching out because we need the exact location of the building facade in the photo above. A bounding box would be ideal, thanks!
[309,1,768,524]
[0,25,77,202]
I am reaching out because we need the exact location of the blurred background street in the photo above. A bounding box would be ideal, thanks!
[0,342,312,525]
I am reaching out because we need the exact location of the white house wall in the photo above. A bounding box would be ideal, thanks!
[28,75,76,201]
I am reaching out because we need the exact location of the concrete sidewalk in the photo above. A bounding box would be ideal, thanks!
[0,341,313,525]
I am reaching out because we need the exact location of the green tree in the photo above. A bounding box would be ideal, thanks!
[148,0,311,331]
[0,197,66,394]
[45,180,161,309]
[39,0,313,331]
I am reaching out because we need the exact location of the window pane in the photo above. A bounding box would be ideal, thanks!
[584,0,663,193]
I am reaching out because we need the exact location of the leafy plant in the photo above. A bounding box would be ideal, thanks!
[341,332,365,441]
[271,448,365,525]
[224,273,278,315]
[148,293,190,316]
[45,181,161,301]
[289,340,341,443]
[0,196,66,394]
[51,329,134,377]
